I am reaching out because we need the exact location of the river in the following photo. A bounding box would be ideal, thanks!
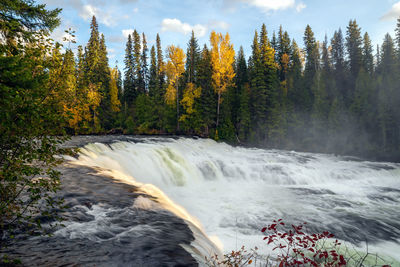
[5,136,400,266]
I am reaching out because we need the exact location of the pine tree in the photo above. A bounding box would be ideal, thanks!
[197,45,216,136]
[185,30,201,83]
[149,46,158,97]
[82,16,103,132]
[236,46,250,141]
[133,30,143,94]
[97,33,112,130]
[346,19,363,97]
[362,32,374,75]
[249,30,267,142]
[377,34,397,151]
[85,16,100,82]
[278,25,291,81]
[124,34,135,106]
[141,33,149,92]
[286,39,304,146]
[303,25,319,112]
[259,24,283,145]
[156,33,165,90]
[396,17,400,57]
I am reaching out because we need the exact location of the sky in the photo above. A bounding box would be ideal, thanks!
[40,0,400,72]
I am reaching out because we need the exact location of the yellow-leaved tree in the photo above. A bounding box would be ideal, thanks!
[109,67,121,112]
[180,82,202,125]
[164,45,186,131]
[210,31,235,129]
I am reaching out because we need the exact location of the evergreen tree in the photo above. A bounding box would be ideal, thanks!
[149,46,158,97]
[185,30,201,83]
[302,25,319,112]
[141,33,149,92]
[124,34,135,106]
[331,28,347,99]
[259,24,283,145]
[346,19,363,99]
[377,34,397,151]
[396,17,400,56]
[362,32,374,75]
[235,47,250,141]
[133,30,143,94]
[197,45,216,136]
[97,33,113,130]
[249,30,267,142]
[278,25,291,82]
[156,33,165,90]
[0,0,68,251]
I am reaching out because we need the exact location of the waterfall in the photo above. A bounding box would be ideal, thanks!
[68,137,400,262]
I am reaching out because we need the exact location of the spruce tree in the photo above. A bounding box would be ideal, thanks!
[197,45,216,136]
[346,19,363,102]
[141,33,149,92]
[185,31,201,84]
[133,30,143,94]
[124,34,135,106]
[149,46,158,97]
[249,30,266,142]
[235,46,250,141]
[362,32,374,75]
[303,25,319,112]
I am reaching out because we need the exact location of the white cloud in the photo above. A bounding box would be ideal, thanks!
[209,20,230,30]
[296,2,306,13]
[79,4,115,26]
[223,0,303,13]
[381,1,400,21]
[122,29,135,38]
[161,18,207,37]
[133,7,139,13]
[51,28,72,44]
[247,0,295,12]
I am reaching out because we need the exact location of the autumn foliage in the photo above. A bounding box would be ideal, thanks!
[206,219,393,267]
[262,219,346,266]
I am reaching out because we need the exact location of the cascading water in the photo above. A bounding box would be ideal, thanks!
[68,137,400,263]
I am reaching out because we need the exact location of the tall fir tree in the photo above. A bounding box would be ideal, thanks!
[141,33,149,92]
[345,19,363,104]
[235,46,250,141]
[123,34,135,108]
[197,45,216,136]
[133,30,143,94]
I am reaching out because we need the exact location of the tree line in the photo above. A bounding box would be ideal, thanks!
[55,16,400,161]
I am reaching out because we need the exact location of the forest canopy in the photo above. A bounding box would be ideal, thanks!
[49,15,400,161]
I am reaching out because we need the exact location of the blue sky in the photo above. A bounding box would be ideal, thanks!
[41,0,400,72]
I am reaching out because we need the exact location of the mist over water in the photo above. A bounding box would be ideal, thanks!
[71,137,400,262]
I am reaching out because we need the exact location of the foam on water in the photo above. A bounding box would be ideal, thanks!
[70,137,400,262]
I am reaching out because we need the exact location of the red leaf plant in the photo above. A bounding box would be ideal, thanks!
[262,219,346,267]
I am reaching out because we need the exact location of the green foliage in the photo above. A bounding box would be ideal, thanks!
[0,0,68,257]
[125,116,135,134]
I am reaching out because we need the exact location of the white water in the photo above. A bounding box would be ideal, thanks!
[69,137,400,262]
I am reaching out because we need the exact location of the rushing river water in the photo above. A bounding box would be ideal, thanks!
[62,136,400,265]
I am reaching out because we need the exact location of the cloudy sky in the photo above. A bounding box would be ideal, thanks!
[40,0,400,71]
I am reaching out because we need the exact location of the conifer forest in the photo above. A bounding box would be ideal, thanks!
[54,16,400,161]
